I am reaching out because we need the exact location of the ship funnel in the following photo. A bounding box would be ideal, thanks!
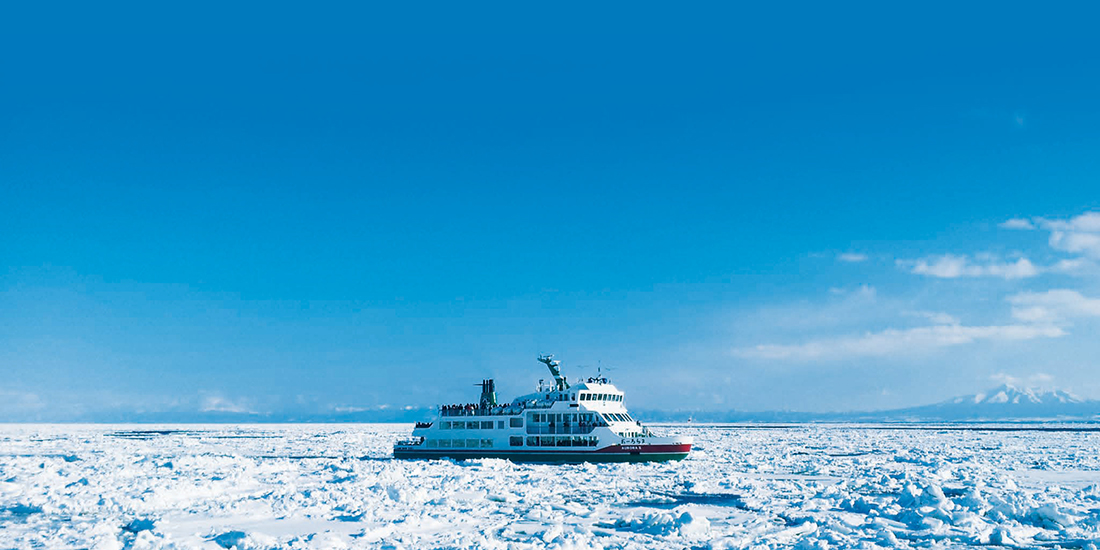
[479,379,497,409]
[537,354,569,391]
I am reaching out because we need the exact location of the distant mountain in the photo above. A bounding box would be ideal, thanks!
[635,384,1100,423]
[881,384,1100,422]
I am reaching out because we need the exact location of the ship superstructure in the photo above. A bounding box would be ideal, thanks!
[393,355,692,462]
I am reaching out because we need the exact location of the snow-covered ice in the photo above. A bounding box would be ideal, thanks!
[2,423,1099,549]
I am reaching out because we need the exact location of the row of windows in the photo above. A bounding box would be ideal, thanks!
[422,436,600,449]
[526,436,599,447]
[440,418,523,430]
[425,438,495,448]
[529,412,597,424]
[604,412,633,423]
[581,393,621,402]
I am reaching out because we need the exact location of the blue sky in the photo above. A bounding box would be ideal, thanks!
[3,2,1100,420]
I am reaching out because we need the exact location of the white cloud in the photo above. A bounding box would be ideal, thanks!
[1049,230,1100,259]
[904,310,960,325]
[900,254,1041,280]
[1039,212,1100,233]
[1008,289,1100,323]
[1003,212,1100,259]
[991,372,1053,387]
[837,252,868,263]
[1000,218,1036,230]
[0,390,45,414]
[200,394,256,414]
[829,284,876,299]
[734,323,1064,361]
[333,405,368,413]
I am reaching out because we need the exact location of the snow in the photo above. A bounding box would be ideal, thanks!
[2,423,1100,549]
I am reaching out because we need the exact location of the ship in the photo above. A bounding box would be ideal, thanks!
[393,355,693,462]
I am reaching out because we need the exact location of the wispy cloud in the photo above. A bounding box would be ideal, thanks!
[898,254,1042,280]
[200,394,256,414]
[734,323,1065,361]
[1000,218,1036,230]
[1001,212,1100,260]
[1008,289,1100,324]
[0,390,46,414]
[991,371,1054,388]
[837,252,868,263]
[738,287,1100,362]
[903,310,960,325]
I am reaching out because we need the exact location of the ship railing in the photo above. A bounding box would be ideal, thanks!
[438,402,550,417]
[524,425,598,435]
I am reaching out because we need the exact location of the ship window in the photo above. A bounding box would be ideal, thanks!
[425,439,436,448]
[439,439,451,448]
[510,436,523,447]
[441,422,451,430]
[480,439,493,448]
[453,439,465,448]
[527,436,539,447]
[540,436,554,446]
[510,418,523,428]
[481,421,493,429]
[467,439,479,448]
[497,420,505,429]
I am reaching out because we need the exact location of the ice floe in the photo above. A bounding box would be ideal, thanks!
[1,423,1099,548]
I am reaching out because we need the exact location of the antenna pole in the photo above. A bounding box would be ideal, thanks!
[537,354,569,391]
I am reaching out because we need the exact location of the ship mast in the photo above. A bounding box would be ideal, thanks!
[537,354,569,391]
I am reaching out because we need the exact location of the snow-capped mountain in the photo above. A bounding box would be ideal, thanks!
[961,384,1084,406]
[885,384,1100,421]
[638,384,1100,423]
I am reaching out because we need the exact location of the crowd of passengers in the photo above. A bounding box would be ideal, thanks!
[440,403,522,416]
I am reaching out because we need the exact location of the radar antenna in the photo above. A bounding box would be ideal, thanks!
[537,354,569,391]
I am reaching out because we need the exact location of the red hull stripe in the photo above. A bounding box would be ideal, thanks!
[394,444,691,455]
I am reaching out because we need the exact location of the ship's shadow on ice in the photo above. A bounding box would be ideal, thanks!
[1,504,44,519]
[625,491,750,510]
